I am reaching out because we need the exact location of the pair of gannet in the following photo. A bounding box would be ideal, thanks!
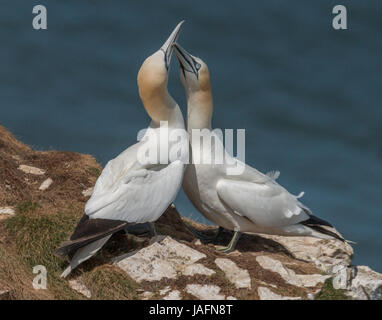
[171,43,345,252]
[56,21,187,277]
[57,21,345,277]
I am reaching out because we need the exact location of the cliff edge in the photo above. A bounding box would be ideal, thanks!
[0,125,381,300]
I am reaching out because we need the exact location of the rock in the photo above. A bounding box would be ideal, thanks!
[82,187,94,197]
[18,165,45,175]
[159,286,171,295]
[139,291,154,300]
[215,258,251,289]
[183,263,215,277]
[68,279,91,298]
[163,290,182,300]
[186,284,225,300]
[114,237,206,282]
[332,264,351,290]
[39,178,53,191]
[257,287,301,300]
[0,207,15,216]
[0,290,11,300]
[256,255,329,288]
[307,293,315,300]
[261,235,353,274]
[193,239,202,246]
[348,266,382,300]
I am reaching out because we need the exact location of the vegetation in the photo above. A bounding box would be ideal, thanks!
[315,279,349,300]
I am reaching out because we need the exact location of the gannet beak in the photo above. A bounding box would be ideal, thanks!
[172,42,198,77]
[161,21,185,70]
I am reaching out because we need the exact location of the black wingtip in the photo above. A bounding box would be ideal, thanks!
[301,208,334,228]
[300,210,345,242]
[307,224,346,242]
[56,215,130,258]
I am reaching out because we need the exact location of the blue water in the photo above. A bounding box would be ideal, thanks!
[1,1,381,271]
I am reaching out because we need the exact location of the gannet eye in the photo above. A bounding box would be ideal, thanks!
[195,62,201,71]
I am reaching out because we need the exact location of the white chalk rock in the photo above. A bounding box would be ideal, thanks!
[186,284,225,300]
[82,187,94,197]
[193,239,202,246]
[258,287,301,300]
[348,266,382,300]
[18,165,45,175]
[261,234,353,274]
[332,264,351,290]
[183,263,215,277]
[163,290,182,300]
[39,178,53,191]
[68,279,91,298]
[0,207,15,216]
[0,290,10,300]
[215,258,251,289]
[139,291,154,300]
[114,237,206,282]
[159,286,171,295]
[256,255,329,288]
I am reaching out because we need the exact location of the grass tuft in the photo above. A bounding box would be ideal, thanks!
[4,201,83,299]
[315,279,349,300]
[87,167,101,177]
[82,266,139,300]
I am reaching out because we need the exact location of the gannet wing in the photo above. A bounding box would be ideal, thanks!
[85,159,184,223]
[90,143,141,198]
[216,178,309,228]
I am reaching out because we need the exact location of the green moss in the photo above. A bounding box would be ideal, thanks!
[315,279,349,300]
[87,167,101,177]
[17,201,40,214]
[5,201,83,299]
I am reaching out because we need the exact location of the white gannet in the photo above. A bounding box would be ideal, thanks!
[173,43,345,253]
[56,21,188,277]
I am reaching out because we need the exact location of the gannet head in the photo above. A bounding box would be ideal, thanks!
[137,21,184,103]
[172,42,211,95]
[173,43,213,130]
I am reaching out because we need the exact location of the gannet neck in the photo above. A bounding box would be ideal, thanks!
[137,51,184,128]
[143,87,184,128]
[187,89,213,132]
[171,45,213,132]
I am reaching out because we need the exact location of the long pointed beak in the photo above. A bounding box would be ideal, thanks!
[161,21,185,70]
[172,42,198,77]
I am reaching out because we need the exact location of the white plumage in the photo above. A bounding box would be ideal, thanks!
[58,21,187,277]
[173,42,344,252]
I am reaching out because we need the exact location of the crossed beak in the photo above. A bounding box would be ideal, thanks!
[161,21,185,70]
[172,42,199,77]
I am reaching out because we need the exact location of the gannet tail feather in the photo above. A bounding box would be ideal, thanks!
[61,265,72,278]
[56,215,129,278]
[56,215,132,278]
[60,235,112,278]
[56,214,129,258]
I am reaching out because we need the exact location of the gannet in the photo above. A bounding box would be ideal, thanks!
[173,43,345,253]
[56,21,188,277]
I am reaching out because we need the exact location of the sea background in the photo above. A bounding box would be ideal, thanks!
[0,1,381,271]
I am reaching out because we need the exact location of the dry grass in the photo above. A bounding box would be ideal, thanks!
[0,125,99,299]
